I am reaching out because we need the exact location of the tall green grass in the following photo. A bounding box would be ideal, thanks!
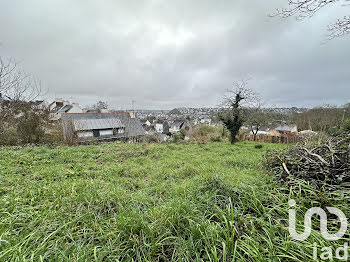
[0,142,348,261]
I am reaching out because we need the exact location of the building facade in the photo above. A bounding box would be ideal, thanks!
[61,112,145,143]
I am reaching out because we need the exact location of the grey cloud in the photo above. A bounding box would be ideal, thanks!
[0,0,349,109]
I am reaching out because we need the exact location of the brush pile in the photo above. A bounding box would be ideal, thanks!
[265,133,350,188]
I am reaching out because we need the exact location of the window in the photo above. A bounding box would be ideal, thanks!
[93,130,100,137]
[113,128,125,135]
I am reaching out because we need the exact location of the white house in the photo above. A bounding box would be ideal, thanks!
[154,120,164,133]
[49,98,83,120]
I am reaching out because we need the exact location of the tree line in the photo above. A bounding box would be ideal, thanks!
[218,80,350,144]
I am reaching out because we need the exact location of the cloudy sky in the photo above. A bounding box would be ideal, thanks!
[0,0,349,109]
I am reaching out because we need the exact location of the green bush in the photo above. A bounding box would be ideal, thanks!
[171,130,186,143]
[342,119,350,132]
[41,130,65,145]
[143,134,160,143]
[0,104,55,145]
[16,110,46,144]
[0,124,19,146]
[210,134,222,142]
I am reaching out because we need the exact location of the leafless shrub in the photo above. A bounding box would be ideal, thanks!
[0,57,42,135]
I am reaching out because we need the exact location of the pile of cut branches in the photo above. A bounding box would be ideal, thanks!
[265,133,350,188]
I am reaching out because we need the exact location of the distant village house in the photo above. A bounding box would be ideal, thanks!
[169,120,185,133]
[49,98,83,120]
[61,111,145,143]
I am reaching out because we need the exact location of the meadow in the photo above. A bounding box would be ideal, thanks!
[0,142,347,261]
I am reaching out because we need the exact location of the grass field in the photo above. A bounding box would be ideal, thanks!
[0,142,347,261]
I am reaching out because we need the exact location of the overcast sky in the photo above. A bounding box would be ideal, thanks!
[0,0,349,109]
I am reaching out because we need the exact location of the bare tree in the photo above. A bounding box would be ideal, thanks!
[272,0,350,39]
[61,118,78,145]
[92,100,108,112]
[219,79,259,144]
[291,105,344,133]
[245,107,271,141]
[0,57,41,134]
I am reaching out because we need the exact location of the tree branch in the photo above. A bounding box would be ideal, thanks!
[272,0,350,39]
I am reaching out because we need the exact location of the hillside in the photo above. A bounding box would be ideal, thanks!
[0,142,343,261]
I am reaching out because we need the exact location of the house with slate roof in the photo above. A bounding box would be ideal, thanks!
[61,111,145,143]
[268,124,298,136]
[48,98,83,120]
[169,120,185,133]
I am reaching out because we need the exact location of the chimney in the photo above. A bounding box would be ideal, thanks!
[129,110,135,119]
[100,108,109,113]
